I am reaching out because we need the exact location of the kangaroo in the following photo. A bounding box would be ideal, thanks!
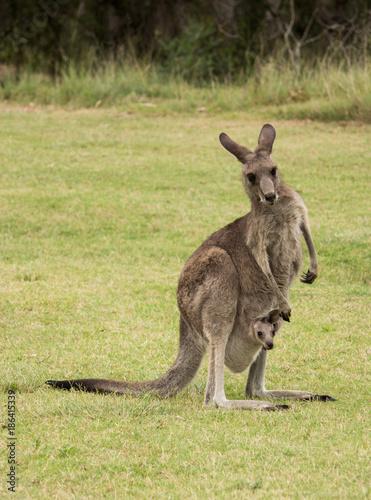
[47,124,335,409]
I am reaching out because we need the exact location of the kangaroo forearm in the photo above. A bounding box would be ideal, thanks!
[266,270,287,302]
[301,221,318,271]
[251,247,287,302]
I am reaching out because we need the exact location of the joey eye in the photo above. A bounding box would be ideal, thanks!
[247,173,256,183]
[273,323,277,328]
[258,331,263,337]
[270,167,277,176]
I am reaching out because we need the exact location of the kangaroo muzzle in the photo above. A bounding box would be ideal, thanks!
[263,341,274,350]
[260,178,277,205]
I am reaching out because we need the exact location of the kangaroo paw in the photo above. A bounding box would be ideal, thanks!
[300,269,317,284]
[280,310,291,322]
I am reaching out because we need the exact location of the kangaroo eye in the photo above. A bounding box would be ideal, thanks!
[247,173,256,183]
[270,167,277,176]
[273,323,277,328]
[258,331,263,337]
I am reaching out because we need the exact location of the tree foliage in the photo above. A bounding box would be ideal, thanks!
[0,0,369,79]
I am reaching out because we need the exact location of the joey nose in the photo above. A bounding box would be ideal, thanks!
[265,193,276,205]
[265,342,274,350]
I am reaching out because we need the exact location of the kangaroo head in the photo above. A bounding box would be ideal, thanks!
[252,309,280,350]
[219,124,281,206]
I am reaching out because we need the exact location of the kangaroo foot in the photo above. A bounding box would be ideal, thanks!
[252,390,336,402]
[303,394,336,402]
[213,399,290,411]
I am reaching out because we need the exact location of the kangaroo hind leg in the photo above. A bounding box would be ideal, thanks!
[209,337,288,411]
[245,349,335,402]
[203,312,288,411]
[195,248,288,411]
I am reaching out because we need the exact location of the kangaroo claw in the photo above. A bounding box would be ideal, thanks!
[300,269,317,284]
[310,394,337,402]
[280,310,291,322]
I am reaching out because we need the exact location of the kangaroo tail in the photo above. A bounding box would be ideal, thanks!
[46,317,206,398]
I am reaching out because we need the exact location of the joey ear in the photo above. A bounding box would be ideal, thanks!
[219,133,252,164]
[268,309,280,325]
[255,124,276,155]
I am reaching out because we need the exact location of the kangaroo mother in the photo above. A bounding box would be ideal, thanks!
[47,125,335,409]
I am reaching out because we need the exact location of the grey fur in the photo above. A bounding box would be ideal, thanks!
[46,124,335,409]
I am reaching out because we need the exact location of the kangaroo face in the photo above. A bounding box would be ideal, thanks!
[242,157,281,206]
[219,124,280,206]
[252,309,280,350]
[253,320,276,350]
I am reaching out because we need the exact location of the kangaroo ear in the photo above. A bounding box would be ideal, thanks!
[255,124,276,155]
[268,309,280,324]
[219,133,252,164]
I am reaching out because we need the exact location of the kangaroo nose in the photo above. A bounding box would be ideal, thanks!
[265,193,276,204]
[266,342,274,350]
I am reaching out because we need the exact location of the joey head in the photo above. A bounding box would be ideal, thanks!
[253,310,280,351]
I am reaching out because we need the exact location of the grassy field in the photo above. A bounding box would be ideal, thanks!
[0,105,370,498]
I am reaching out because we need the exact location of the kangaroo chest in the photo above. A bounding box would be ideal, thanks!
[274,224,302,286]
[254,205,304,289]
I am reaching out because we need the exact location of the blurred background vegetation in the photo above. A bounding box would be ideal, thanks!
[0,0,370,119]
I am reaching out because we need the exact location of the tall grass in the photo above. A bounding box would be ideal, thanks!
[1,56,370,121]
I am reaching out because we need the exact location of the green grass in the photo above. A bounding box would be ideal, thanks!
[1,58,370,122]
[0,107,370,498]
